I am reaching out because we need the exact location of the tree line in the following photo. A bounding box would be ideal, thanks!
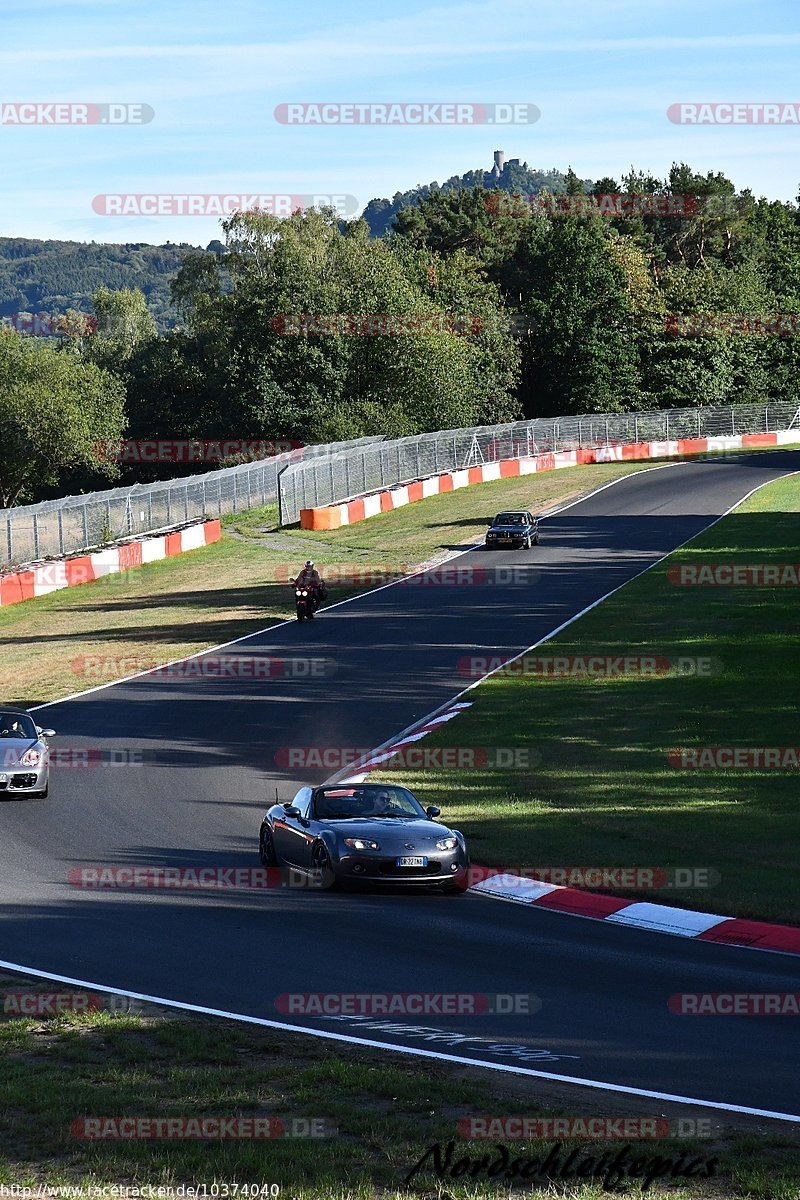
[2,161,800,507]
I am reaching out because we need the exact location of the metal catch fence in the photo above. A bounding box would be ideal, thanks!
[277,400,800,525]
[0,437,382,566]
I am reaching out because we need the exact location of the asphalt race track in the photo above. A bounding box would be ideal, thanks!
[2,451,800,1118]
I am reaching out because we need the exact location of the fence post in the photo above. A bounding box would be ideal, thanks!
[185,482,189,522]
[765,403,770,433]
[633,415,638,444]
[665,412,670,441]
[232,473,237,513]
[604,419,609,445]
[57,507,64,555]
[82,501,89,548]
[33,514,40,558]
[167,489,172,526]
[6,518,11,564]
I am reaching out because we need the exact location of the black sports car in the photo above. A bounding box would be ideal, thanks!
[484,509,540,549]
[259,782,470,891]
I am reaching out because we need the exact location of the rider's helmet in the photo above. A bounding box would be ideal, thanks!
[305,560,314,568]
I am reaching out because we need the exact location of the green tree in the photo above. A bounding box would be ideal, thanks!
[0,330,125,506]
[520,216,640,414]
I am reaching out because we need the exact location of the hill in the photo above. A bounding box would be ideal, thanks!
[360,153,593,236]
[0,238,213,332]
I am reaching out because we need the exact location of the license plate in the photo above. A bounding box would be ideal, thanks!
[396,856,426,867]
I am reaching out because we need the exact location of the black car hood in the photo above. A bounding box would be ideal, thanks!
[324,817,454,845]
[489,524,527,532]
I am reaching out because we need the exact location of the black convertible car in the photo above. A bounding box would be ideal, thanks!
[484,509,540,549]
[259,782,470,891]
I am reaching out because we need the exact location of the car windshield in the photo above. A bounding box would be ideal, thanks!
[313,785,427,820]
[493,512,525,525]
[0,712,36,740]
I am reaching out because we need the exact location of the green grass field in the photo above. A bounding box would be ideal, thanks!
[382,473,800,924]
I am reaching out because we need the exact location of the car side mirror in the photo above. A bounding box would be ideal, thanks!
[38,727,56,738]
[426,805,441,818]
[283,805,301,818]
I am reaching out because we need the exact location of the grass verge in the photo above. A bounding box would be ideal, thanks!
[381,473,800,924]
[0,973,797,1198]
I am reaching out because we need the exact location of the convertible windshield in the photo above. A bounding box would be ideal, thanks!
[493,512,525,525]
[313,785,426,820]
[0,712,36,740]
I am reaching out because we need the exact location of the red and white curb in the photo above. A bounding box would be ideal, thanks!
[300,429,800,530]
[470,873,800,956]
[338,703,473,782]
[0,519,221,609]
[336,702,800,958]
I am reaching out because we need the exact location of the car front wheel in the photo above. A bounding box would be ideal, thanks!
[259,825,278,866]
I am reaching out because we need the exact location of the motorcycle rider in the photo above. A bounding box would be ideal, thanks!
[293,560,325,607]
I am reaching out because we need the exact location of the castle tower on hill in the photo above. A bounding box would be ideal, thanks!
[489,150,528,179]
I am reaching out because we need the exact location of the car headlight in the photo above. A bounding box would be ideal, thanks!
[343,837,381,851]
[435,836,458,851]
[20,749,42,767]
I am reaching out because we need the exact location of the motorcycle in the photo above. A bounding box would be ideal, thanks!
[292,581,324,622]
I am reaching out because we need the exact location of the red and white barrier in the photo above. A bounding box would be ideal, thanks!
[300,430,799,530]
[0,519,221,609]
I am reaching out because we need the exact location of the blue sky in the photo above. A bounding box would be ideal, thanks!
[1,0,799,244]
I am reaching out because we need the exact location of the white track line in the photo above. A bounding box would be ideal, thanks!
[0,958,797,1123]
